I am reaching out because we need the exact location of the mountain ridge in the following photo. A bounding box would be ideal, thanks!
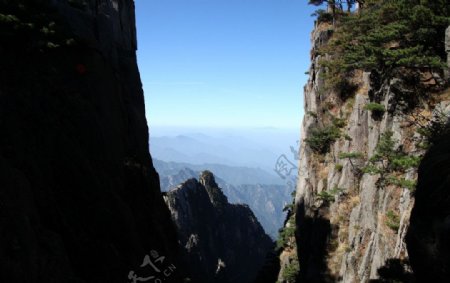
[164,171,273,283]
[155,159,291,238]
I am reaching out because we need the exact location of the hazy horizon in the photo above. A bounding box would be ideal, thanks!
[149,126,300,174]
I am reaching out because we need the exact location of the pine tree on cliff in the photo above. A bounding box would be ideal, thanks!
[308,0,365,17]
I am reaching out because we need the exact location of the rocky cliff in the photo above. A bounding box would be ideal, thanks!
[0,1,183,282]
[164,171,273,283]
[281,18,450,282]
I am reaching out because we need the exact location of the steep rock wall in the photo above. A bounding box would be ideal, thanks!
[0,1,183,282]
[292,22,450,282]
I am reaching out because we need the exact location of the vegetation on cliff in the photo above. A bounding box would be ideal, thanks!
[314,0,450,93]
[275,212,299,283]
[0,0,77,52]
[307,0,450,192]
[291,1,450,281]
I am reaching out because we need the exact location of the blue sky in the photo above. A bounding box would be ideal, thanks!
[135,0,319,129]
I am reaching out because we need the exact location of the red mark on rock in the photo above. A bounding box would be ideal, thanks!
[75,63,87,75]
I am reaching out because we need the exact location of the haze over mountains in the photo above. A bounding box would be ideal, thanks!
[150,127,300,238]
[155,160,292,238]
[154,159,284,186]
[149,126,300,172]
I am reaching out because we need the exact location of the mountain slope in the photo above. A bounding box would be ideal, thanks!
[221,183,292,239]
[155,160,292,238]
[164,171,273,283]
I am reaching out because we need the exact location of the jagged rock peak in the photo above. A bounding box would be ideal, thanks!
[173,178,200,191]
[199,170,229,206]
[199,170,217,187]
[164,170,273,283]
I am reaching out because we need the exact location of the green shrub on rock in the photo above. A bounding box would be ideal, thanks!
[364,103,386,114]
[305,125,340,154]
[385,210,400,232]
[282,258,300,283]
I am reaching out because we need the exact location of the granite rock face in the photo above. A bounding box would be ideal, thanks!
[282,21,450,282]
[0,1,183,282]
[164,171,273,283]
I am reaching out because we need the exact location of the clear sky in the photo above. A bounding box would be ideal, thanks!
[135,0,319,129]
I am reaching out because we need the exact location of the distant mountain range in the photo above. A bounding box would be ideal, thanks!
[154,158,284,186]
[154,159,293,238]
[149,130,299,173]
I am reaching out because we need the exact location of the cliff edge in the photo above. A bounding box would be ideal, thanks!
[0,1,183,282]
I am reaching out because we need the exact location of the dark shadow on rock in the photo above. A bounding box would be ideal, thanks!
[165,173,273,283]
[296,201,336,283]
[406,125,450,282]
[369,258,415,283]
[253,246,281,283]
[0,1,186,282]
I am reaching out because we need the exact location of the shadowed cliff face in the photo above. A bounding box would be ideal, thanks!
[407,128,450,281]
[295,202,333,282]
[406,25,450,281]
[164,171,273,283]
[0,1,183,282]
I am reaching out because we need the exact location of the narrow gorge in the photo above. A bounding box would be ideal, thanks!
[1,1,449,283]
[0,1,278,282]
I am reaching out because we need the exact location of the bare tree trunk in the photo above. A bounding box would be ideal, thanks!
[328,1,336,25]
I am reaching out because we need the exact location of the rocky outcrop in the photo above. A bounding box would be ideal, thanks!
[0,1,183,282]
[224,183,291,239]
[156,160,291,239]
[164,171,273,283]
[159,166,199,191]
[406,129,450,281]
[286,21,450,282]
